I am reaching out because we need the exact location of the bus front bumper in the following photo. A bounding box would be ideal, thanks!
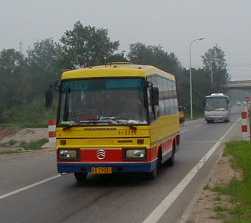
[205,116,227,122]
[57,160,157,174]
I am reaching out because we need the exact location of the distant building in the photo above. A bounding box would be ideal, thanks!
[224,80,251,103]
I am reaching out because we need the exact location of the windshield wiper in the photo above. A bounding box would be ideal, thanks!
[115,119,145,130]
[99,117,138,128]
[79,117,138,128]
[79,116,118,124]
[99,116,116,120]
[61,121,78,130]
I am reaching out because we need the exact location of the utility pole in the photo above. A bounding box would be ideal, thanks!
[189,37,205,120]
[210,61,214,92]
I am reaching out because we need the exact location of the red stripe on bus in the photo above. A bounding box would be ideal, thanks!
[161,139,173,153]
[79,148,155,162]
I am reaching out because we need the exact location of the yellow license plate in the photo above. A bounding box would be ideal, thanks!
[91,167,112,174]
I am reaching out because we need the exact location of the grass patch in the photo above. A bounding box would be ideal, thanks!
[214,195,221,202]
[0,148,27,155]
[0,139,19,147]
[0,100,56,128]
[214,141,251,223]
[203,184,210,190]
[214,205,227,219]
[8,139,18,146]
[19,138,49,150]
[0,138,49,155]
[0,140,16,147]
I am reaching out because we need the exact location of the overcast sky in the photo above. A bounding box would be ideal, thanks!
[0,0,250,80]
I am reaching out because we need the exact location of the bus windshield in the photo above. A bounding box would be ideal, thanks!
[205,97,228,111]
[58,78,148,125]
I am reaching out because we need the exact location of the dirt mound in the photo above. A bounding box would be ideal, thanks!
[1,128,47,144]
[0,128,18,140]
[0,128,50,153]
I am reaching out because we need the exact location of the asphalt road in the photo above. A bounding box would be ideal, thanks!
[0,110,242,223]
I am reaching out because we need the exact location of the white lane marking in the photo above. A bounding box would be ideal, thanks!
[0,175,61,200]
[142,119,239,223]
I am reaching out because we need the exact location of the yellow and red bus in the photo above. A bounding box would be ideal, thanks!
[56,63,180,181]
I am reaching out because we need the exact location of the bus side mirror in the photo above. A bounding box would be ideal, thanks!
[152,87,159,106]
[178,106,185,124]
[54,80,60,91]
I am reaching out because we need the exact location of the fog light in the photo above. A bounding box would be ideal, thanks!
[125,149,146,160]
[58,149,79,161]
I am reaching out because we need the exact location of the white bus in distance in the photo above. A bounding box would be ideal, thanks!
[204,93,230,123]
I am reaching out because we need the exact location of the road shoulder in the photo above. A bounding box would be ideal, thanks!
[181,144,243,223]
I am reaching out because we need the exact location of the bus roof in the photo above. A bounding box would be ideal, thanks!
[61,63,175,80]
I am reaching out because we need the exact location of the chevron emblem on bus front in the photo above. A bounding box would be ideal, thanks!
[96,149,106,160]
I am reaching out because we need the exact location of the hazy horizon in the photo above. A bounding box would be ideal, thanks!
[1,0,250,80]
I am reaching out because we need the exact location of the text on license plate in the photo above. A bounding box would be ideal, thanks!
[91,167,112,174]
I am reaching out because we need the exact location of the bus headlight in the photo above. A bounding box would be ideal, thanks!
[58,149,79,161]
[125,149,146,160]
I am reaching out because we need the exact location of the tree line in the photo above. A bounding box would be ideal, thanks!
[0,21,229,125]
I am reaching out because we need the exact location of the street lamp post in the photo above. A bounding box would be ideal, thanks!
[189,37,205,120]
[210,61,214,91]
[209,57,221,93]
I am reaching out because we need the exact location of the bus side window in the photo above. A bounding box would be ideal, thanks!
[147,87,155,122]
[147,75,160,121]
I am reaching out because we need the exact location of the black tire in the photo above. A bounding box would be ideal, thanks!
[146,150,162,179]
[166,143,175,166]
[74,172,87,183]
[147,166,158,179]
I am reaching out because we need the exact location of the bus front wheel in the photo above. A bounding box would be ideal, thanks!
[74,172,87,183]
[146,150,162,179]
[166,143,176,166]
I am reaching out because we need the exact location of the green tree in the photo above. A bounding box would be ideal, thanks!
[0,49,28,120]
[107,51,127,63]
[191,68,211,113]
[202,45,229,92]
[60,21,119,68]
[27,38,62,97]
[128,43,183,79]
[128,42,184,105]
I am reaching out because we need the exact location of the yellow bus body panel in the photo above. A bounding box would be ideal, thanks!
[57,125,150,149]
[150,113,180,146]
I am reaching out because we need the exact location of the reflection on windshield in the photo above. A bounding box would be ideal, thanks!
[205,97,228,111]
[59,78,147,125]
